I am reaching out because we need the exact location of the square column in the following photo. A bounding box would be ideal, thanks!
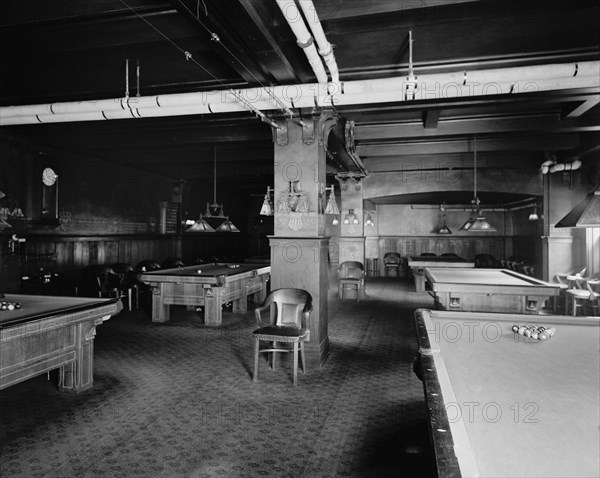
[269,236,330,367]
[338,176,365,265]
[270,111,340,367]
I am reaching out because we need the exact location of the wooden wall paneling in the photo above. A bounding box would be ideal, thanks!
[129,240,139,266]
[105,240,120,265]
[376,236,507,263]
[119,240,131,264]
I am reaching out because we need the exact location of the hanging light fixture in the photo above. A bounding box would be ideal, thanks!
[186,217,215,232]
[215,218,240,232]
[187,145,239,232]
[364,211,374,227]
[437,202,452,234]
[555,188,600,228]
[460,136,496,232]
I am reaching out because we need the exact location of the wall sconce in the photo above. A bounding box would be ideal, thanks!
[323,184,340,225]
[528,206,539,221]
[276,180,310,214]
[364,211,375,227]
[438,202,452,234]
[343,209,360,225]
[259,187,274,216]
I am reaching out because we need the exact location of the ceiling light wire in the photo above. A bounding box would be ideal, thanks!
[118,0,282,129]
[168,0,306,126]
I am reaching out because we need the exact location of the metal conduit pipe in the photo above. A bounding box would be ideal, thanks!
[548,160,583,174]
[275,0,328,83]
[1,61,598,125]
[297,0,339,83]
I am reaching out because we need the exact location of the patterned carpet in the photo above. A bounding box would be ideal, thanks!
[0,274,437,478]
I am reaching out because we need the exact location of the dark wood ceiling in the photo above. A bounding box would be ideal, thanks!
[1,0,599,204]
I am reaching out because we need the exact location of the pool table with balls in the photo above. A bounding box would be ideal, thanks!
[138,262,270,325]
[407,256,475,292]
[414,308,600,478]
[425,268,561,314]
[0,294,122,392]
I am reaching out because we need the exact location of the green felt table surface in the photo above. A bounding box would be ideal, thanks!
[425,268,550,286]
[0,294,119,328]
[142,262,266,278]
[416,309,600,477]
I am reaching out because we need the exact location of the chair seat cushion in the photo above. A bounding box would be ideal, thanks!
[566,289,591,298]
[253,325,308,342]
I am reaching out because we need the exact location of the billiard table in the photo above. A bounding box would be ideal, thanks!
[0,294,122,392]
[425,268,560,314]
[414,308,600,478]
[138,262,270,325]
[407,256,475,292]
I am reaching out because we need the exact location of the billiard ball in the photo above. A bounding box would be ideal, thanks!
[538,331,549,340]
[512,325,520,333]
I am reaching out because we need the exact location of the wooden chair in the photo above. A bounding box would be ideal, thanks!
[586,279,600,316]
[565,275,591,316]
[383,252,402,278]
[252,288,312,386]
[337,261,365,302]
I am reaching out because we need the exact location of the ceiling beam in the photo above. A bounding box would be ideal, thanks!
[356,134,580,156]
[355,114,600,141]
[364,153,544,172]
[422,110,440,129]
[356,114,565,140]
[563,97,600,119]
[235,0,304,83]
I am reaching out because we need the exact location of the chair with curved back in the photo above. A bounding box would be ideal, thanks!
[474,254,498,268]
[111,262,139,310]
[565,274,592,316]
[78,265,125,302]
[586,279,600,316]
[420,252,436,257]
[383,252,402,278]
[162,257,185,269]
[135,260,162,313]
[253,288,313,386]
[337,261,365,302]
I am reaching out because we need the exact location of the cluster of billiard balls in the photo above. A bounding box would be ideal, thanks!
[0,301,22,311]
[512,324,556,341]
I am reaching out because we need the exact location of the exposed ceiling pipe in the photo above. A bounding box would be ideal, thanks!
[540,150,585,175]
[547,160,582,174]
[1,61,598,126]
[296,0,339,83]
[275,0,328,83]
